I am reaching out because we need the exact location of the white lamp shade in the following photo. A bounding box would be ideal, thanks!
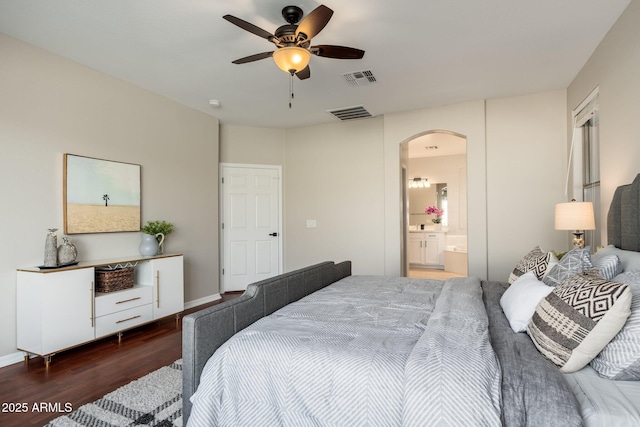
[555,201,596,230]
[272,47,311,73]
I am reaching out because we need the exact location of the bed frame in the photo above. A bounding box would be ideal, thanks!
[182,261,352,422]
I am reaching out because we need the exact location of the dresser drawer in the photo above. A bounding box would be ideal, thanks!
[95,304,153,338]
[95,285,152,317]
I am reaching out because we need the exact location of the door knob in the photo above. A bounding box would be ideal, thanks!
[269,232,278,237]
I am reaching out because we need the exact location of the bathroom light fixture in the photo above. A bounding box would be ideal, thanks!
[409,178,431,189]
[555,200,595,248]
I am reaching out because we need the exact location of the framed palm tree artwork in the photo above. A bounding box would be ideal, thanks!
[63,154,141,234]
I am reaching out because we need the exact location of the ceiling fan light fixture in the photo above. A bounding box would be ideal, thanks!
[272,46,311,74]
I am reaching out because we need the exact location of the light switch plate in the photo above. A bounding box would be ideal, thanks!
[306,219,317,228]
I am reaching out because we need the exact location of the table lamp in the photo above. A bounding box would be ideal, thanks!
[554,200,596,248]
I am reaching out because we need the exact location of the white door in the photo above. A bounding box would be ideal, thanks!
[221,165,282,292]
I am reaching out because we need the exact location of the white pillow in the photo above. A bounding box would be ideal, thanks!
[500,271,553,332]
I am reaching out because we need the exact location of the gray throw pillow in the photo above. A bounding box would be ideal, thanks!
[592,254,622,280]
[590,277,640,380]
[613,269,640,285]
[508,246,551,284]
[542,246,592,287]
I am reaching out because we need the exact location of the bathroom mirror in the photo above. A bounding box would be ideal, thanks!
[409,183,447,226]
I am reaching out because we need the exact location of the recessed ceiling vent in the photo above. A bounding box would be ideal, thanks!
[342,70,377,86]
[327,105,373,121]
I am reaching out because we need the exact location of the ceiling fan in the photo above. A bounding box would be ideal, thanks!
[223,4,365,80]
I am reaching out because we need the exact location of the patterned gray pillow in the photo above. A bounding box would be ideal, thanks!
[542,246,592,286]
[592,254,622,280]
[508,246,551,284]
[590,279,640,380]
[528,270,632,373]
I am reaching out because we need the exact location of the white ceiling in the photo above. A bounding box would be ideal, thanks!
[0,0,630,129]
[408,132,466,159]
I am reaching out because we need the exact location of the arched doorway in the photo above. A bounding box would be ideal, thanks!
[400,130,468,278]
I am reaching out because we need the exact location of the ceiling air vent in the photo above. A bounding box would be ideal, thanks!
[327,105,373,121]
[342,70,377,86]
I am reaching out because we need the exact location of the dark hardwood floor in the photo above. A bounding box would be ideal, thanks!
[0,292,241,427]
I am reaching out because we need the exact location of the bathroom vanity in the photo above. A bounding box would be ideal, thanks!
[408,230,445,268]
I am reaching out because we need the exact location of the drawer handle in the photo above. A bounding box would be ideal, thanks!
[156,271,160,308]
[116,315,141,324]
[116,297,141,305]
[90,282,95,327]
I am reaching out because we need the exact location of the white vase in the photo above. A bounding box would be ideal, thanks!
[139,233,163,256]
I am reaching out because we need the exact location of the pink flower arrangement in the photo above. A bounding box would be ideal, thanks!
[425,205,444,223]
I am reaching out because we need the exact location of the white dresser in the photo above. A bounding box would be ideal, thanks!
[17,254,184,366]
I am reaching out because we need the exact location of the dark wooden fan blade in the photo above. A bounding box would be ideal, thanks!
[223,15,277,42]
[232,51,274,64]
[296,5,333,41]
[296,66,310,80]
[312,45,365,59]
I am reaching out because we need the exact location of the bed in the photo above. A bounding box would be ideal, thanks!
[183,175,640,426]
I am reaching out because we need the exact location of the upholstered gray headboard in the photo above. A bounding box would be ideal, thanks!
[607,173,640,251]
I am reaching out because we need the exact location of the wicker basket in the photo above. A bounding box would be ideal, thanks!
[95,267,134,293]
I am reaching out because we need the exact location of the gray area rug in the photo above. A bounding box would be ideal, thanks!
[46,359,182,427]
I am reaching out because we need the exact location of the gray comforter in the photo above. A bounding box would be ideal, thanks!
[188,277,582,427]
[482,281,582,427]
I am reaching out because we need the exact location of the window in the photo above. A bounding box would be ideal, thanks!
[572,89,600,249]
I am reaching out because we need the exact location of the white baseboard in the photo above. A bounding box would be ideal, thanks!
[184,293,221,310]
[0,351,26,369]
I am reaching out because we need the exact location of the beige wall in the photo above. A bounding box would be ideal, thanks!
[283,117,386,274]
[219,124,285,166]
[486,90,568,280]
[276,92,567,282]
[568,0,640,244]
[271,94,567,282]
[0,34,219,361]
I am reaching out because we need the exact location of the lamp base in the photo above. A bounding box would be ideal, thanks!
[572,231,585,248]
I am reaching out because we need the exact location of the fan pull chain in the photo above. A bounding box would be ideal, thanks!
[289,72,295,109]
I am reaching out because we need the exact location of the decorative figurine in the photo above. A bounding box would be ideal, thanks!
[57,237,78,265]
[44,228,58,267]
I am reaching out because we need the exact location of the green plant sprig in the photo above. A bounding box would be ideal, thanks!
[141,220,174,236]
